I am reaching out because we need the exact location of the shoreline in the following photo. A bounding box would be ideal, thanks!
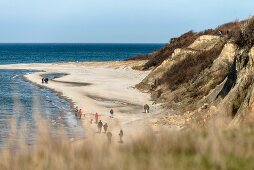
[0,61,165,143]
[22,75,78,113]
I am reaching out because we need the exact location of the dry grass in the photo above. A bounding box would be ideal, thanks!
[142,31,199,70]
[2,16,254,167]
[232,17,254,48]
[129,18,247,71]
[159,42,225,91]
[1,109,254,170]
[129,19,250,70]
[201,20,244,36]
[129,31,199,69]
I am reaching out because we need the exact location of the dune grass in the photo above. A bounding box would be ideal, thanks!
[2,84,254,170]
[1,113,254,170]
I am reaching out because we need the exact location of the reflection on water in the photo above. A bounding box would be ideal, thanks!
[0,70,85,148]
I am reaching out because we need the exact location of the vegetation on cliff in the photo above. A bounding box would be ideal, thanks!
[135,17,254,127]
[128,19,245,70]
[2,17,254,170]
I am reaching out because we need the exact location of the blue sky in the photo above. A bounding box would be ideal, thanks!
[0,0,253,43]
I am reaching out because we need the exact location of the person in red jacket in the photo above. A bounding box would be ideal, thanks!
[79,109,83,119]
[95,113,99,123]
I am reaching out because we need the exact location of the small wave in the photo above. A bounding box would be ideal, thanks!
[11,75,19,79]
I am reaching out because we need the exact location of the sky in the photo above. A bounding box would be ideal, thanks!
[0,0,253,43]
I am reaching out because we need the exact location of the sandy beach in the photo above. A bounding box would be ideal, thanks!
[0,61,163,143]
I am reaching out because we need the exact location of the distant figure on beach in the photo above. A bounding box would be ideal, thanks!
[75,106,79,112]
[218,30,223,37]
[103,123,108,133]
[97,120,103,133]
[95,113,99,123]
[119,129,123,143]
[144,104,150,113]
[44,78,49,84]
[90,119,93,124]
[79,109,83,119]
[41,78,44,83]
[110,109,114,118]
[106,132,112,144]
[75,106,79,116]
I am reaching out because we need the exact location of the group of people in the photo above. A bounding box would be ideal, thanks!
[72,104,151,144]
[218,30,231,37]
[75,107,85,119]
[41,77,49,84]
[74,107,123,144]
[96,119,123,143]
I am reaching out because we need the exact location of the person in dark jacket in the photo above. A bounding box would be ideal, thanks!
[119,129,123,143]
[97,120,103,133]
[144,104,150,113]
[45,78,49,84]
[110,109,114,118]
[103,123,108,133]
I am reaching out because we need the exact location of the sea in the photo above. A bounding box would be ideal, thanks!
[0,43,164,148]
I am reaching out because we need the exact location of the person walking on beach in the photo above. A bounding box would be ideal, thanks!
[44,78,49,84]
[107,132,112,144]
[119,129,123,143]
[75,106,79,116]
[97,120,103,133]
[75,106,79,112]
[79,109,83,119]
[42,78,44,83]
[110,109,114,118]
[95,113,99,123]
[144,104,150,113]
[103,123,108,133]
[80,109,85,118]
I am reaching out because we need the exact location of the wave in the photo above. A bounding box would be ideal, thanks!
[11,75,19,79]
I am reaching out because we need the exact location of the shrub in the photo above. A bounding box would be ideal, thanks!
[142,31,199,70]
[134,19,245,70]
[160,42,225,90]
[232,17,254,48]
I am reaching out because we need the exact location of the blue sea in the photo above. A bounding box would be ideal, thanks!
[0,43,163,148]
[0,43,163,64]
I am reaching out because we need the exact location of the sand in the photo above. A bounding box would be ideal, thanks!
[0,61,164,143]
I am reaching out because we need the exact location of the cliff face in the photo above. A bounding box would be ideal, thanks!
[139,35,223,89]
[136,17,254,127]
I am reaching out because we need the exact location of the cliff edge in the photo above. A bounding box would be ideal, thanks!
[132,17,254,127]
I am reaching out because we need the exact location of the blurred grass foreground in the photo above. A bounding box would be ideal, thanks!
[1,110,254,170]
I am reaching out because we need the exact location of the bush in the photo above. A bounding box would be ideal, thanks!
[136,19,245,70]
[128,20,249,70]
[143,31,199,70]
[160,42,225,90]
[232,17,254,48]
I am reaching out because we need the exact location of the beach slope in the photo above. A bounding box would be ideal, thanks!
[0,61,163,141]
